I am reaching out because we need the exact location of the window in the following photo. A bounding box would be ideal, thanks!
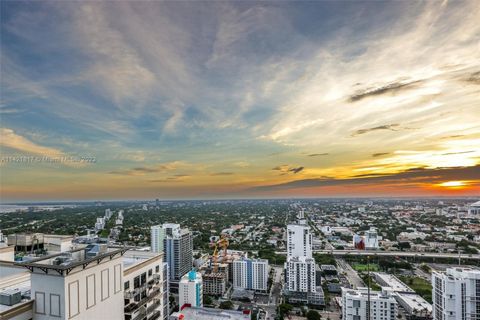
[141,273,147,285]
[134,276,140,289]
[124,281,130,290]
[156,265,160,273]
[148,269,153,276]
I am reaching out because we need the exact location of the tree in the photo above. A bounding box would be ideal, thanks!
[204,295,213,306]
[278,303,293,319]
[306,310,321,320]
[219,300,234,310]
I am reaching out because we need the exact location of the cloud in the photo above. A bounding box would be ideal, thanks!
[210,172,234,176]
[251,165,480,192]
[372,152,390,157]
[348,80,423,102]
[0,128,63,156]
[289,166,304,174]
[108,161,185,175]
[307,153,329,157]
[351,124,401,137]
[272,165,305,175]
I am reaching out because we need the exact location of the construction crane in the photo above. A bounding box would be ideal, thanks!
[210,236,229,273]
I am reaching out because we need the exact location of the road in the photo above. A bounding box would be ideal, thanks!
[275,249,480,260]
[336,258,365,289]
[258,266,283,320]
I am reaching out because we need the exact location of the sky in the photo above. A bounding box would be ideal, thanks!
[0,0,479,202]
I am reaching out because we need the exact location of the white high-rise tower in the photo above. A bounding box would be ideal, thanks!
[286,224,313,258]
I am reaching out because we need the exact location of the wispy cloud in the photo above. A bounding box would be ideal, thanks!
[0,128,63,156]
[351,124,401,137]
[348,80,423,102]
[210,172,234,176]
[372,152,390,158]
[251,165,480,192]
[307,153,329,157]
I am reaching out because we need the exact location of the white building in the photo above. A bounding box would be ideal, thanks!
[123,250,167,320]
[286,224,312,258]
[104,209,112,220]
[95,217,105,231]
[468,201,480,215]
[0,245,168,320]
[232,258,268,292]
[432,267,480,320]
[284,224,323,305]
[151,225,166,253]
[364,228,380,249]
[341,287,398,320]
[285,256,316,293]
[7,245,126,320]
[179,270,202,308]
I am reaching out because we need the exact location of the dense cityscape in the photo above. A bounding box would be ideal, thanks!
[1,198,480,319]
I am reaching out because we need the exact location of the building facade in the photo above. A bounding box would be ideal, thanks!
[179,271,202,309]
[342,287,398,320]
[284,256,316,293]
[0,246,168,320]
[151,224,193,283]
[123,250,166,320]
[286,224,313,258]
[432,267,480,320]
[232,258,269,292]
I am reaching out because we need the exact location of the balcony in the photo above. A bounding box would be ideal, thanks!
[125,288,162,315]
[147,310,161,320]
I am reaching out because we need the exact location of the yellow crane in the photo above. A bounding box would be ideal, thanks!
[210,236,229,273]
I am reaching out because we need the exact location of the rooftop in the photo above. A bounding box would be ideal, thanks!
[396,293,432,313]
[0,267,32,316]
[171,306,250,320]
[373,272,415,293]
[15,245,128,276]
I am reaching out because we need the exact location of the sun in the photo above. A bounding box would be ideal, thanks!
[437,181,467,188]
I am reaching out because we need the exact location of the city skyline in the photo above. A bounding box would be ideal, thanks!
[1,1,479,201]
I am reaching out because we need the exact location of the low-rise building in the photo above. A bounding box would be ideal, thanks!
[341,287,397,320]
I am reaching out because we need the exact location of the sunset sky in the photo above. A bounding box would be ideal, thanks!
[1,1,479,201]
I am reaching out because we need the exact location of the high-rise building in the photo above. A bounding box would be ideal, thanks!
[232,258,269,292]
[179,270,203,308]
[284,224,323,306]
[286,224,313,258]
[432,267,480,320]
[150,224,193,282]
[123,250,167,320]
[341,287,398,320]
[285,256,316,293]
[151,225,166,253]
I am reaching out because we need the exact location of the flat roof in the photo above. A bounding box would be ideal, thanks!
[0,272,32,315]
[373,272,415,293]
[173,306,250,320]
[396,293,432,313]
[15,246,129,276]
[122,250,162,272]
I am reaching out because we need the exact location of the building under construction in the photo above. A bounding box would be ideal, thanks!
[203,272,227,296]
